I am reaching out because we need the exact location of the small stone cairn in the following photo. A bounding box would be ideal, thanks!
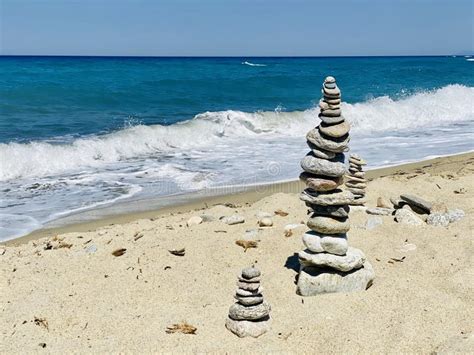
[225,266,271,338]
[345,153,367,205]
[297,76,375,296]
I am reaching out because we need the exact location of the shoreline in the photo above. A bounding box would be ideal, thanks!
[6,151,473,246]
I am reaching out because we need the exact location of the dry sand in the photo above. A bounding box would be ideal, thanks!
[1,152,473,353]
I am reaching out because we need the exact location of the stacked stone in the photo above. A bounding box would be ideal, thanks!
[225,266,271,338]
[345,153,367,205]
[297,76,375,296]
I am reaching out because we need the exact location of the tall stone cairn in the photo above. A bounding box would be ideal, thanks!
[297,76,375,296]
[225,266,271,338]
[345,153,367,206]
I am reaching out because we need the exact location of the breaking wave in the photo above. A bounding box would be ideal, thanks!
[1,84,472,182]
[242,61,267,67]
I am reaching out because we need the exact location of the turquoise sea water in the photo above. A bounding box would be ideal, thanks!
[1,56,473,240]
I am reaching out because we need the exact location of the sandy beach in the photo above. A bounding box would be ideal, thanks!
[1,152,473,353]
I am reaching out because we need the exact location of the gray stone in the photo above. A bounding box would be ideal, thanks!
[85,244,97,254]
[318,113,346,125]
[324,76,336,83]
[345,181,367,189]
[297,261,375,296]
[390,196,405,208]
[221,215,245,225]
[242,266,261,279]
[350,171,366,178]
[186,216,203,226]
[394,209,424,226]
[319,100,340,111]
[306,128,350,154]
[228,301,271,321]
[300,173,344,192]
[299,247,366,272]
[322,87,341,97]
[350,197,367,206]
[307,204,350,218]
[237,281,260,291]
[319,108,341,117]
[324,81,336,89]
[349,157,366,166]
[300,154,346,177]
[323,97,341,105]
[347,187,366,196]
[319,120,350,138]
[400,194,432,213]
[426,213,450,227]
[300,188,355,206]
[307,215,350,234]
[225,317,271,338]
[447,209,465,223]
[366,216,383,230]
[307,141,337,159]
[366,207,393,216]
[345,175,367,183]
[258,217,273,227]
[302,231,348,255]
[236,287,263,297]
[234,295,264,306]
[238,276,260,283]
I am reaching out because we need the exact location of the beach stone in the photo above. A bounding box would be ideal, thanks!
[307,141,337,159]
[426,213,450,227]
[390,196,405,208]
[299,247,366,272]
[447,209,465,223]
[300,154,346,177]
[319,100,340,111]
[229,301,271,321]
[324,76,336,83]
[238,276,260,283]
[324,82,336,89]
[350,197,367,206]
[319,108,341,117]
[349,157,366,166]
[307,215,350,234]
[297,261,375,296]
[242,266,261,279]
[377,197,391,208]
[225,317,271,338]
[366,207,393,216]
[400,194,432,213]
[318,113,346,125]
[347,187,366,196]
[323,97,341,105]
[394,209,424,226]
[322,87,341,97]
[302,231,348,255]
[307,204,350,218]
[350,171,365,178]
[366,216,383,230]
[258,217,273,227]
[186,216,203,226]
[221,215,245,225]
[307,128,350,153]
[236,287,263,297]
[300,173,343,191]
[235,295,264,306]
[319,120,350,138]
[237,281,261,291]
[402,203,428,215]
[85,244,97,254]
[345,175,367,183]
[300,188,355,206]
[345,181,367,189]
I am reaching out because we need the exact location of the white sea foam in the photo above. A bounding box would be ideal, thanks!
[466,58,474,62]
[0,84,472,182]
[242,61,267,67]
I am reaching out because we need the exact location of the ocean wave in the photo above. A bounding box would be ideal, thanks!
[242,61,267,67]
[466,58,474,62]
[0,84,472,182]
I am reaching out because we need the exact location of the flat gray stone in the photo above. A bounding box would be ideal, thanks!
[322,87,341,97]
[300,189,355,206]
[306,204,350,218]
[236,287,262,297]
[307,141,337,159]
[228,301,271,321]
[300,154,346,177]
[390,196,405,208]
[394,209,424,226]
[234,295,263,306]
[400,194,432,213]
[427,213,450,227]
[319,120,350,138]
[319,100,340,111]
[237,281,260,291]
[345,181,367,189]
[221,215,245,225]
[345,175,367,183]
[319,113,346,125]
[319,108,341,117]
[238,276,260,283]
[306,128,350,153]
[347,187,366,196]
[300,172,343,192]
[366,207,393,216]
[297,261,375,296]
[241,266,261,279]
[302,231,348,255]
[324,76,336,83]
[225,317,271,338]
[299,247,366,272]
[307,215,350,234]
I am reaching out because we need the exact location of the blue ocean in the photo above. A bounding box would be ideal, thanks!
[1,56,473,240]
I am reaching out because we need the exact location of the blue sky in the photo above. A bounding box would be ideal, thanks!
[1,0,472,56]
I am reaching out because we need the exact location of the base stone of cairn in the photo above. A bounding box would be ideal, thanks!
[345,153,367,206]
[225,266,271,338]
[296,76,374,296]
